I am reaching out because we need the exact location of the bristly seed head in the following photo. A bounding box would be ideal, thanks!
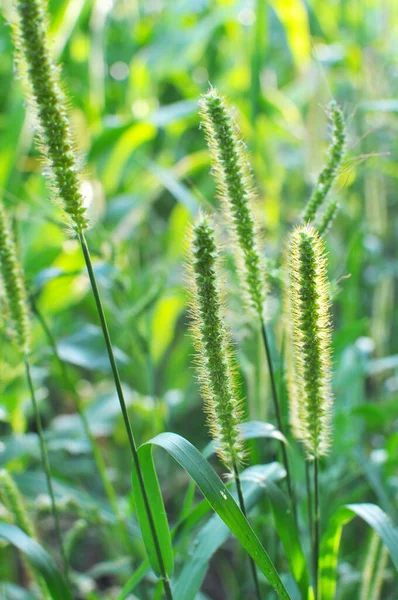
[0,202,30,355]
[187,214,244,470]
[199,88,266,319]
[302,100,346,225]
[0,469,36,539]
[285,224,333,459]
[12,0,88,233]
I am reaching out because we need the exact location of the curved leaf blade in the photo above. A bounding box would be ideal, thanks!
[137,432,291,599]
[174,463,285,600]
[254,476,310,599]
[320,503,398,600]
[131,452,174,577]
[0,523,72,600]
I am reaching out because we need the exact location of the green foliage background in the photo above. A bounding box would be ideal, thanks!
[0,0,397,598]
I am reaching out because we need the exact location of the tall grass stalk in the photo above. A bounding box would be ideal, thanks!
[285,224,334,598]
[78,233,173,599]
[188,215,261,599]
[199,88,297,523]
[13,1,173,595]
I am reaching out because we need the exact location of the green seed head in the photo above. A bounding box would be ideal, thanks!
[199,88,266,318]
[317,198,340,237]
[302,101,346,224]
[12,0,88,233]
[0,469,36,538]
[285,224,333,459]
[0,469,50,598]
[187,214,243,470]
[0,202,30,355]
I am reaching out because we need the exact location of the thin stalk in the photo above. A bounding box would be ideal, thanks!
[305,460,314,580]
[31,300,131,549]
[314,458,320,600]
[260,319,297,524]
[78,233,173,600]
[233,461,262,600]
[24,357,69,580]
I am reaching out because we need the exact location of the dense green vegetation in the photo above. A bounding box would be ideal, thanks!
[0,1,397,599]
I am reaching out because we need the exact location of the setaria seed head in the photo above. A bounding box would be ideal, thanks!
[12,0,88,233]
[285,224,333,459]
[187,214,244,470]
[0,202,30,355]
[199,88,266,319]
[302,100,346,225]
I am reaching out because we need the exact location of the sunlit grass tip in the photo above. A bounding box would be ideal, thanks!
[187,213,244,470]
[285,224,333,459]
[199,87,266,319]
[0,201,30,355]
[302,100,346,225]
[12,0,88,233]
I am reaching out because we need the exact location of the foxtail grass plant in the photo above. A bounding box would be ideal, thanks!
[188,214,262,599]
[302,100,346,225]
[0,200,68,578]
[199,87,297,522]
[12,1,173,596]
[285,224,334,598]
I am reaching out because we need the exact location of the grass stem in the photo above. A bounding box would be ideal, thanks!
[233,461,262,600]
[24,357,69,581]
[305,460,314,582]
[314,457,320,600]
[260,319,297,525]
[78,232,173,599]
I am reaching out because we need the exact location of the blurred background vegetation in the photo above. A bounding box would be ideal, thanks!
[0,0,397,598]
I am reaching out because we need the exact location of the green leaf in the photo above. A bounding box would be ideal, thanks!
[173,463,285,600]
[320,503,398,600]
[131,452,174,578]
[133,432,291,599]
[0,523,72,600]
[258,478,310,599]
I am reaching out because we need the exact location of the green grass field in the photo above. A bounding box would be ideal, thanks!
[0,1,397,599]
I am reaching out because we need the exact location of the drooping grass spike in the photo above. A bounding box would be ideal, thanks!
[285,224,333,459]
[0,202,30,355]
[302,100,346,224]
[188,214,243,471]
[13,0,88,233]
[286,224,334,598]
[199,88,265,318]
[188,214,263,598]
[0,470,50,598]
[0,470,36,540]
